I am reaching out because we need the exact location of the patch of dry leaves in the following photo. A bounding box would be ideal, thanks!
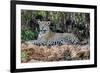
[21,42,90,63]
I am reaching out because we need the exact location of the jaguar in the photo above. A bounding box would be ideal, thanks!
[27,20,79,46]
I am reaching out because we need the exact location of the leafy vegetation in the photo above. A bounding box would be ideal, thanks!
[21,50,29,62]
[21,28,38,41]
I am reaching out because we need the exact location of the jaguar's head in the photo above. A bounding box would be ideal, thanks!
[37,21,51,39]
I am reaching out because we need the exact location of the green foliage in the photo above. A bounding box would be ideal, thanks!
[21,51,29,62]
[36,14,43,20]
[21,28,38,41]
[21,10,33,26]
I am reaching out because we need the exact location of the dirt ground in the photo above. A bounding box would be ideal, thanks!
[21,42,90,63]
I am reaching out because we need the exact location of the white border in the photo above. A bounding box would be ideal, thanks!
[16,4,94,69]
